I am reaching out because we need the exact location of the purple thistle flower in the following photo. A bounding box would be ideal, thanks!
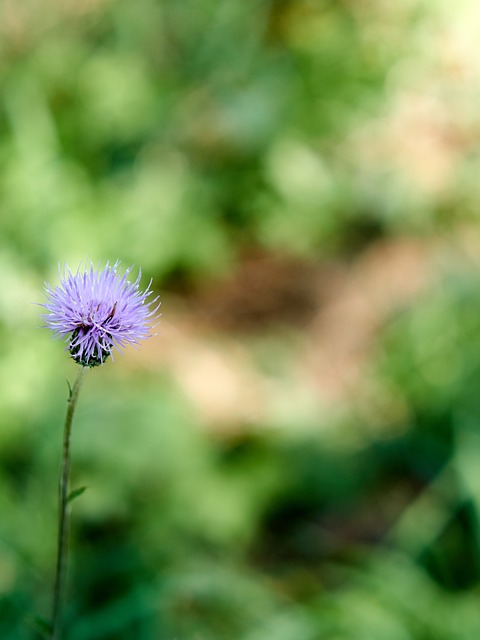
[41,261,160,367]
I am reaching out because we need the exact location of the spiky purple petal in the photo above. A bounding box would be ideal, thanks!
[41,261,160,366]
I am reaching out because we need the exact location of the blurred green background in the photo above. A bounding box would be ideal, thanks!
[2,0,480,637]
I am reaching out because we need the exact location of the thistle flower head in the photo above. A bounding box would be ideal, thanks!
[41,261,159,367]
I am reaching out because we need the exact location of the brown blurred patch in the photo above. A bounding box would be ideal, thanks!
[184,249,331,333]
[134,238,432,431]
[304,237,430,401]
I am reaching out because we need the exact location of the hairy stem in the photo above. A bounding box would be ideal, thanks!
[52,366,87,640]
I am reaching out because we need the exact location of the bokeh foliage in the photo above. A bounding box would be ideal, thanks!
[2,0,480,638]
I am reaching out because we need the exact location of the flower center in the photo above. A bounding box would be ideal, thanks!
[69,326,112,367]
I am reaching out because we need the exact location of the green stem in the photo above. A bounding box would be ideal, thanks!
[52,366,87,640]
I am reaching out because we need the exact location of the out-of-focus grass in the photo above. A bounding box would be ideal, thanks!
[2,0,480,638]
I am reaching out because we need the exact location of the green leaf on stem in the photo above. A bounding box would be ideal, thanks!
[67,486,87,504]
